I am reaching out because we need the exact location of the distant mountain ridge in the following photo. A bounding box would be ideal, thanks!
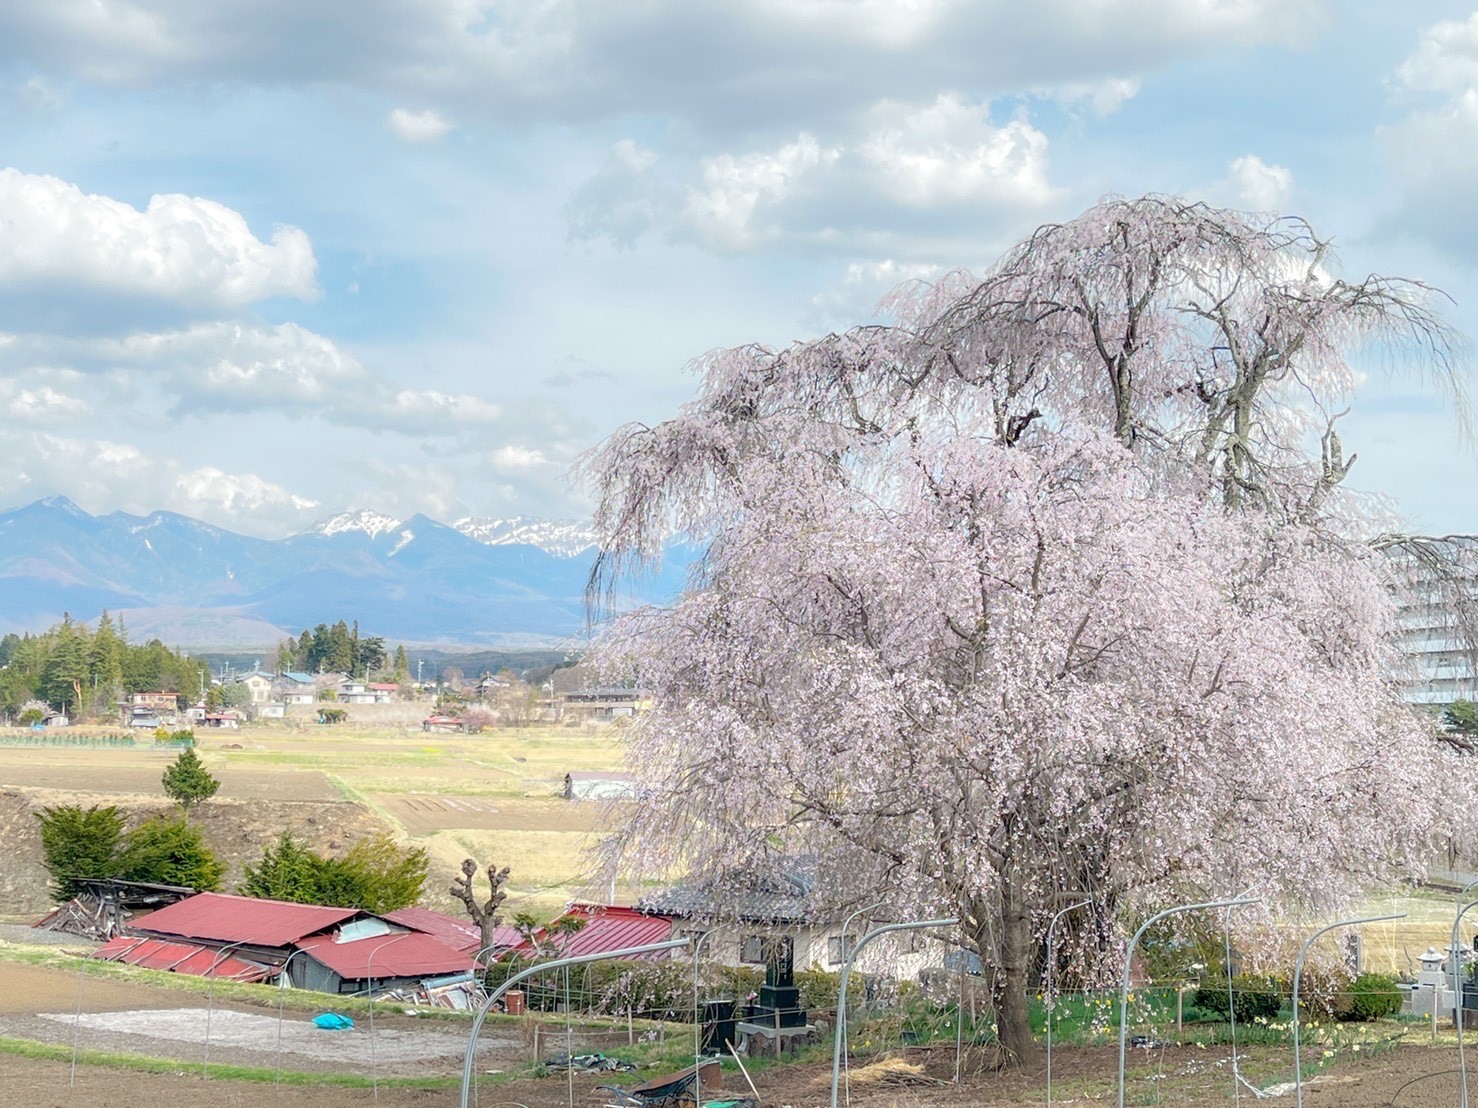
[0,497,687,648]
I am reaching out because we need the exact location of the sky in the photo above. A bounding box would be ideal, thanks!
[2,0,1478,537]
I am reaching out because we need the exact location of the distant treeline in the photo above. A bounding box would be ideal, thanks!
[198,642,572,685]
[0,614,207,716]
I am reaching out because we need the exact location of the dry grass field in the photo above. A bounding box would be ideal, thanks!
[0,717,630,922]
[0,715,1473,957]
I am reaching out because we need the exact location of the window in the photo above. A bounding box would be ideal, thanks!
[827,933,857,966]
[740,934,766,964]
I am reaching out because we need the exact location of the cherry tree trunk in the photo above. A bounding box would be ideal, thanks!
[992,881,1041,1065]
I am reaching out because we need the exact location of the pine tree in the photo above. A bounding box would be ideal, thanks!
[161,746,220,815]
[89,611,125,697]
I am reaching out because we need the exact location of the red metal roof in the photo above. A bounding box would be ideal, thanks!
[294,931,477,980]
[517,904,675,960]
[97,935,274,981]
[129,892,361,947]
[381,907,520,956]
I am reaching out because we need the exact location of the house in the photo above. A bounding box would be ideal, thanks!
[241,669,274,704]
[382,906,521,958]
[337,680,376,704]
[42,710,69,727]
[201,712,241,729]
[564,771,638,801]
[275,672,318,705]
[368,682,400,701]
[123,707,163,729]
[183,702,207,722]
[122,691,179,725]
[639,861,939,977]
[556,687,648,721]
[95,892,480,997]
[422,715,462,733]
[258,702,286,719]
[514,903,676,961]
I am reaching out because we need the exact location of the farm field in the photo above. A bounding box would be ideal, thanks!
[0,720,629,921]
[0,947,1473,1107]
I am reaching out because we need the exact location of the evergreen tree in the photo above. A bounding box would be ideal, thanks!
[393,644,410,683]
[89,611,125,696]
[162,746,220,814]
[241,831,321,902]
[116,817,224,890]
[36,805,125,901]
[40,616,87,712]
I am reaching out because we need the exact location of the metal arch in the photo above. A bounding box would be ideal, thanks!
[458,937,693,1108]
[1045,899,1091,1108]
[366,932,415,1100]
[1291,913,1404,1108]
[71,937,148,1087]
[1451,882,1478,1108]
[829,917,959,1108]
[834,901,884,1108]
[274,949,313,1084]
[1116,897,1259,1108]
[203,940,254,1077]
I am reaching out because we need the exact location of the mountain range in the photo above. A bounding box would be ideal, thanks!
[0,497,691,648]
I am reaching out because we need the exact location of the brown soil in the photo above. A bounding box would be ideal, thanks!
[0,958,1469,1108]
[0,784,395,917]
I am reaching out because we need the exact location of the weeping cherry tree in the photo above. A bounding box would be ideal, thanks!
[582,196,1473,1063]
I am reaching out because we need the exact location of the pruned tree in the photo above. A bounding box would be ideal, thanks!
[451,858,511,954]
[582,196,1473,1063]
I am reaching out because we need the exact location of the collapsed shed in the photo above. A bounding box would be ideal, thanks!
[93,891,482,1002]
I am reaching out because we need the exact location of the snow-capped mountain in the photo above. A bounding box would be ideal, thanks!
[309,510,599,558]
[310,510,406,540]
[0,498,688,646]
[451,516,598,558]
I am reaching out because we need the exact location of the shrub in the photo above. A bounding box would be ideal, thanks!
[116,817,224,891]
[36,804,125,901]
[240,830,427,913]
[1347,973,1401,1021]
[318,707,348,724]
[1296,967,1353,1022]
[1193,975,1283,1023]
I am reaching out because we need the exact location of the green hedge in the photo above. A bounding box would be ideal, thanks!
[1193,976,1283,1023]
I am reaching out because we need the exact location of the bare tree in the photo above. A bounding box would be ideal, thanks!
[450,858,511,954]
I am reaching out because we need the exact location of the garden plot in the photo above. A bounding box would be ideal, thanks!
[38,1008,503,1066]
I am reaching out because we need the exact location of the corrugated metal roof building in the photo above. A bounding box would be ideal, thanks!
[96,892,478,997]
[383,906,520,957]
[517,904,676,960]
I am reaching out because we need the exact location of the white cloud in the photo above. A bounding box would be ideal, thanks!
[387,107,455,143]
[1380,17,1478,257]
[7,385,89,420]
[859,94,1054,208]
[1040,76,1141,117]
[0,430,320,535]
[1223,154,1294,212]
[575,94,1057,256]
[174,466,318,515]
[0,168,318,308]
[1393,13,1478,96]
[0,0,1323,130]
[491,444,549,470]
[684,134,839,251]
[64,322,503,434]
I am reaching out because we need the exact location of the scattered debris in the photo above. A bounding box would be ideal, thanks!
[1130,1035,1170,1049]
[845,1058,948,1087]
[543,1052,637,1073]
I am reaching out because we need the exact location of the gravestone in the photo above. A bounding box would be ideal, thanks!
[753,936,805,1029]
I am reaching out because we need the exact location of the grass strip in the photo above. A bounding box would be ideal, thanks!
[0,1035,459,1088]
